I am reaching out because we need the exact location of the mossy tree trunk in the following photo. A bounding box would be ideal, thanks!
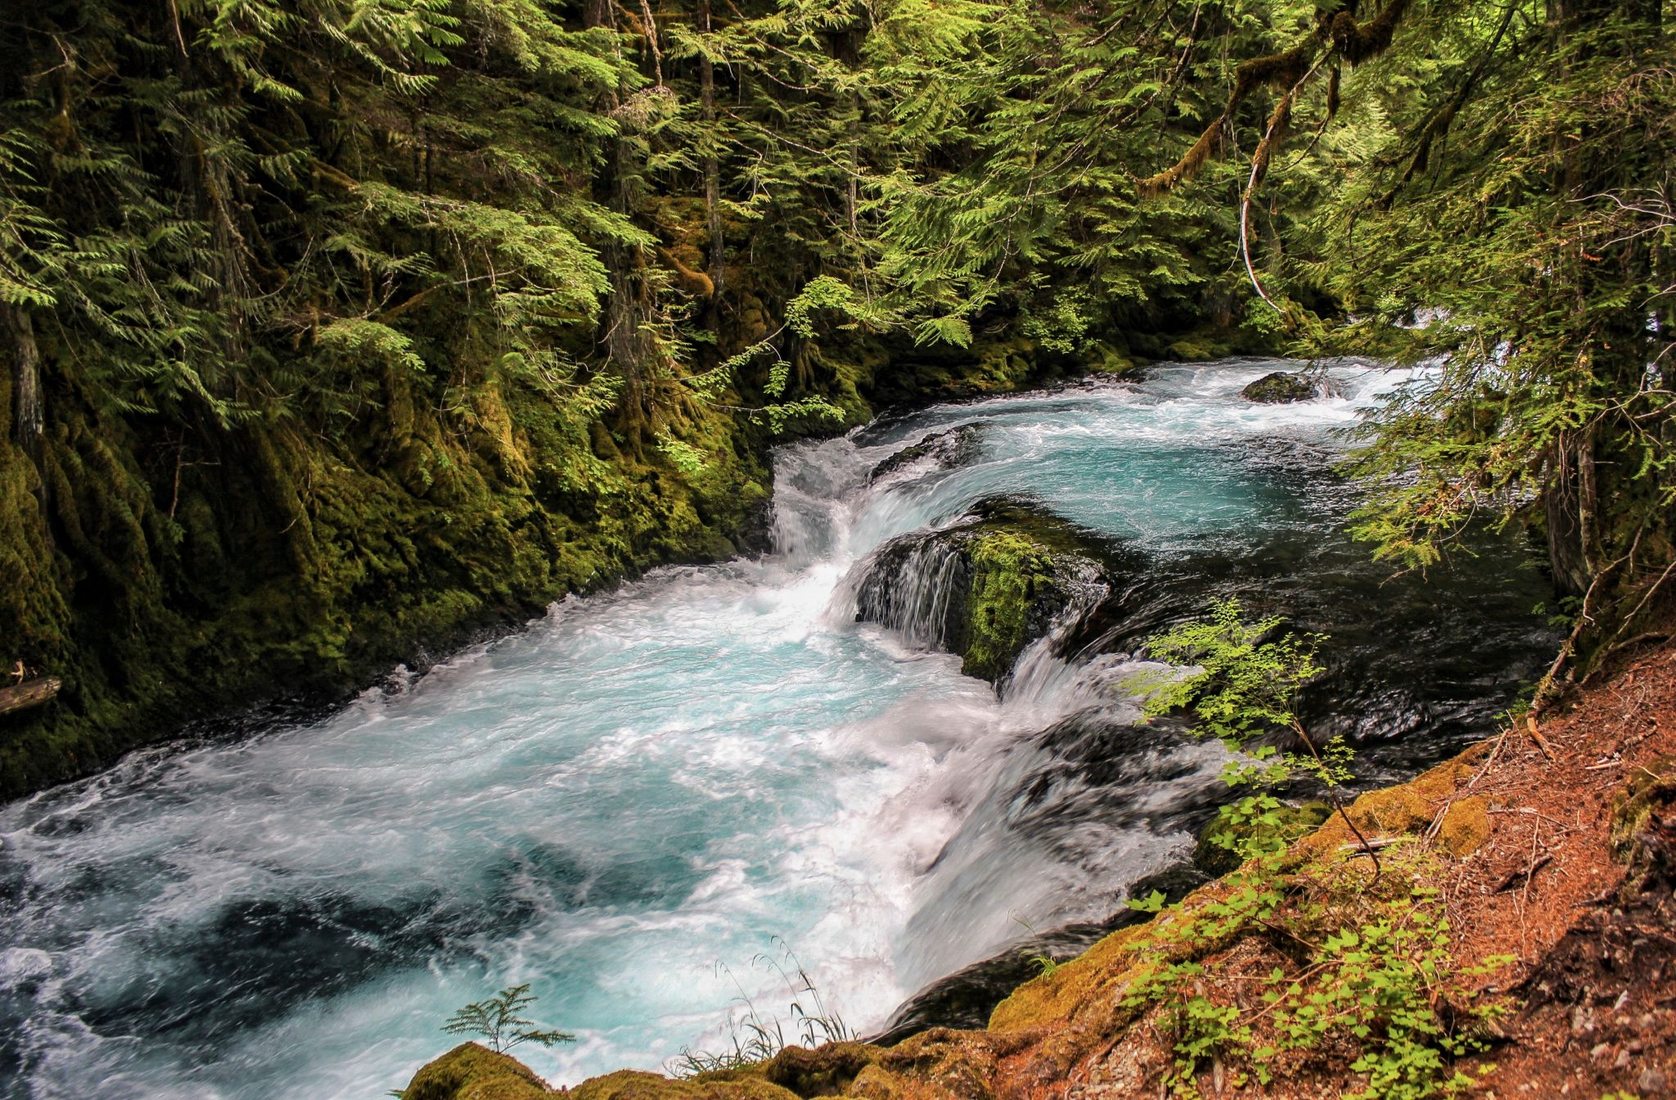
[4,304,43,467]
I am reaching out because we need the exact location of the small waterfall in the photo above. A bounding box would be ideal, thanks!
[849,532,973,652]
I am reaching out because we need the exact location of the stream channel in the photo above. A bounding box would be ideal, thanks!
[0,360,1558,1099]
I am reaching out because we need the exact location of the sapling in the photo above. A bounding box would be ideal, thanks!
[1142,597,1380,881]
[442,984,575,1054]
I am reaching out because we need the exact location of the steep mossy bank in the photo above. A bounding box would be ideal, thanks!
[1,332,1132,799]
[0,368,763,797]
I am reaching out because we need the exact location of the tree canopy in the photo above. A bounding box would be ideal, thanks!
[2,0,1672,786]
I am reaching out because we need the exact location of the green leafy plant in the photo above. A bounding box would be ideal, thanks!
[1112,601,1507,1098]
[442,984,575,1055]
[1142,597,1378,877]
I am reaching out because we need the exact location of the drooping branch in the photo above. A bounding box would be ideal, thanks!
[1138,41,1312,198]
[1138,0,1416,198]
[1390,0,1520,195]
[1241,61,1318,312]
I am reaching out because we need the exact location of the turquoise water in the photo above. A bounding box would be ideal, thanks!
[0,361,1552,1099]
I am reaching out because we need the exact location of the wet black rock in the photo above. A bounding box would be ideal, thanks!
[869,425,983,482]
[1240,371,1316,403]
[870,862,1207,1045]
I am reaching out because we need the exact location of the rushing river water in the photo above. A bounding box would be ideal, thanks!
[0,361,1557,1099]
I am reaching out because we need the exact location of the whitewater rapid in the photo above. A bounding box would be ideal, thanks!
[0,361,1553,1099]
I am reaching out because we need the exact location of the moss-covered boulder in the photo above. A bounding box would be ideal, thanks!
[1239,371,1316,403]
[400,1042,555,1100]
[852,499,1111,683]
[571,1069,802,1100]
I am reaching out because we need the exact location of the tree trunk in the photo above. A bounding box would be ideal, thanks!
[1538,0,1657,599]
[698,0,724,326]
[4,304,44,463]
[0,676,60,718]
[1544,430,1596,597]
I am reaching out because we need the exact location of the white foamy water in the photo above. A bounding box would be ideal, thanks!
[3,359,1519,1100]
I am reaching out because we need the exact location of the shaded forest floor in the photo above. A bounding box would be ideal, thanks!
[1450,644,1676,1098]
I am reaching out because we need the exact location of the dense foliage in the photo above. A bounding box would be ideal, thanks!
[2,0,1672,791]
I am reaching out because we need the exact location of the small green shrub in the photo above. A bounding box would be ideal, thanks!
[442,984,575,1054]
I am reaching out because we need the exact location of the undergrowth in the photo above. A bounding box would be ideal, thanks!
[1126,600,1511,1098]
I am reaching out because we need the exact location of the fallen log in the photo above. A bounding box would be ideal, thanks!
[0,677,61,718]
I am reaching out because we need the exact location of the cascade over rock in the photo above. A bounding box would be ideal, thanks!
[851,498,1112,683]
[868,425,982,483]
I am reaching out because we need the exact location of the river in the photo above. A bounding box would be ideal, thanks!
[0,360,1556,1098]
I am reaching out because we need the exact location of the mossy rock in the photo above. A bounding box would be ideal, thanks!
[853,498,1111,684]
[1437,795,1492,857]
[758,1043,878,1097]
[1290,745,1491,863]
[1239,371,1315,404]
[1345,784,1431,835]
[571,1069,800,1100]
[1082,341,1136,376]
[401,1042,555,1100]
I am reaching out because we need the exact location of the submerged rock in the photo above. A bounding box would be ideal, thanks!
[1240,370,1316,403]
[868,425,982,483]
[852,499,1112,683]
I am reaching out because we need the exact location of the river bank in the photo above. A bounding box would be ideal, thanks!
[403,639,1676,1100]
[0,332,1111,800]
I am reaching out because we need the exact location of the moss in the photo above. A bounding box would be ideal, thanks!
[1438,795,1492,857]
[570,1070,800,1100]
[1083,341,1136,375]
[963,531,1061,681]
[1347,785,1432,835]
[1239,371,1315,404]
[989,921,1154,1033]
[401,1042,554,1100]
[758,1043,878,1096]
[0,346,775,799]
[1165,334,1233,361]
[1610,756,1676,863]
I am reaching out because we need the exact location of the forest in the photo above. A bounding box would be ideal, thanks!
[2,0,1671,793]
[3,2,1676,1097]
